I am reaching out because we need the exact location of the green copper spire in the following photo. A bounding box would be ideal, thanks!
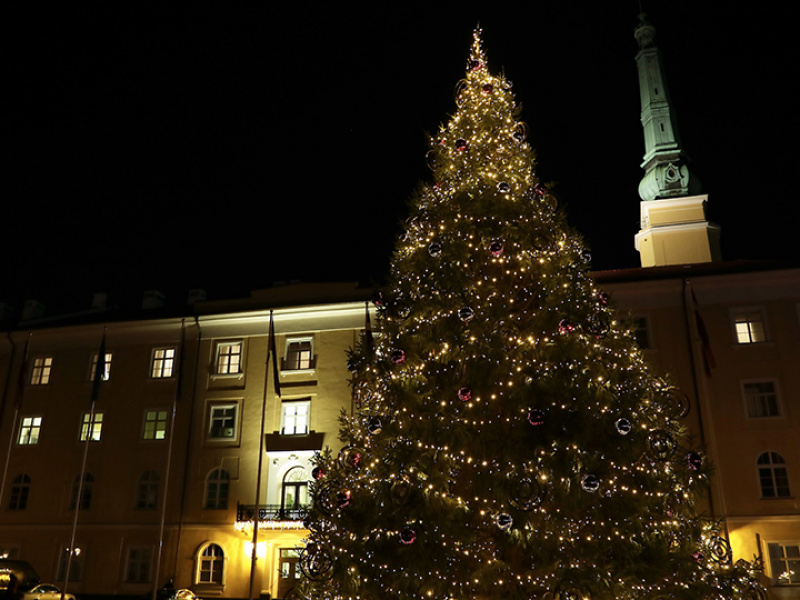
[635,13,700,201]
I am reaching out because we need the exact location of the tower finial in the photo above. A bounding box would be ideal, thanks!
[634,12,656,49]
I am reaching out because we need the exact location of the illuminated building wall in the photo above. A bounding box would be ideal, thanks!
[0,282,373,600]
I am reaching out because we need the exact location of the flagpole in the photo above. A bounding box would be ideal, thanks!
[63,329,106,600]
[249,311,280,600]
[151,320,185,600]
[0,332,30,508]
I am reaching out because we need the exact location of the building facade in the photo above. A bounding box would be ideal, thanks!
[0,282,373,600]
[597,262,800,599]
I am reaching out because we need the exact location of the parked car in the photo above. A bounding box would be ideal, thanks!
[22,583,76,600]
[156,587,199,600]
[0,560,40,592]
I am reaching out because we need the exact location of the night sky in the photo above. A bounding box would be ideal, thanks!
[5,4,798,313]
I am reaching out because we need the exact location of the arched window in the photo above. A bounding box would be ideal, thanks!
[281,467,309,517]
[136,471,159,509]
[757,452,791,498]
[196,543,225,585]
[69,473,94,510]
[9,474,31,510]
[205,469,229,510]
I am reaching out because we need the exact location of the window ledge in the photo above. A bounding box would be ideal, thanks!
[280,369,316,376]
[209,372,243,380]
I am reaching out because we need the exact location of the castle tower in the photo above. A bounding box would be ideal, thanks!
[633,13,722,267]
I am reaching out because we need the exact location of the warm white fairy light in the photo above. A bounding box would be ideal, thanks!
[300,26,763,600]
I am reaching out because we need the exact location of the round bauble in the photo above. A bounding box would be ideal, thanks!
[527,409,545,427]
[495,513,513,531]
[615,418,632,435]
[399,527,417,544]
[367,417,383,435]
[581,474,600,492]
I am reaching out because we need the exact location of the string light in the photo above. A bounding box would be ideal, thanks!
[300,27,764,600]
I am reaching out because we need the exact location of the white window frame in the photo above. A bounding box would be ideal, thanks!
[281,399,310,435]
[124,545,154,583]
[215,341,243,375]
[195,543,226,585]
[150,347,176,379]
[767,541,800,586]
[282,338,315,371]
[207,403,238,440]
[17,416,42,445]
[30,356,53,385]
[758,452,791,499]
[90,352,113,381]
[204,469,230,510]
[742,379,781,418]
[732,307,767,344]
[80,412,104,442]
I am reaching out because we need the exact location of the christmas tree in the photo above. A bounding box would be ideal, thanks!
[299,28,764,600]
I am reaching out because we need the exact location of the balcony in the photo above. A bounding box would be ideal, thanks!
[236,504,309,529]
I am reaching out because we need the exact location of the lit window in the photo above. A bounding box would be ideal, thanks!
[283,339,314,370]
[758,452,791,498]
[69,473,94,511]
[768,543,800,586]
[9,474,31,510]
[743,380,780,418]
[216,342,242,375]
[204,469,229,510]
[208,405,237,439]
[136,471,159,510]
[30,357,53,385]
[281,467,309,515]
[279,548,301,583]
[57,546,84,582]
[281,400,309,435]
[733,309,766,344]
[143,410,168,440]
[80,412,103,442]
[125,546,153,583]
[151,348,176,378]
[17,417,42,445]
[197,543,225,584]
[90,352,113,381]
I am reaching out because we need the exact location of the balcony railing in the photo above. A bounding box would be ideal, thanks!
[236,503,308,523]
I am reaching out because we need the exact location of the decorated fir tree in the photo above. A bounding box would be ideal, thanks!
[299,28,764,600]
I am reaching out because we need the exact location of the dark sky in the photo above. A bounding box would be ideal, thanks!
[5,3,798,313]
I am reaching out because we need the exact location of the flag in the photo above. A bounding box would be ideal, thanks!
[268,311,281,398]
[13,334,31,409]
[690,287,716,376]
[91,331,107,404]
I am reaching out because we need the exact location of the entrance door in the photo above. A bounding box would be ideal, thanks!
[277,548,301,599]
